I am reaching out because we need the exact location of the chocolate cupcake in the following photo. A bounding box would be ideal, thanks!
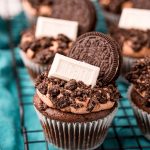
[110,28,150,75]
[22,0,96,35]
[126,58,150,140]
[20,28,73,81]
[33,32,122,149]
[99,0,150,25]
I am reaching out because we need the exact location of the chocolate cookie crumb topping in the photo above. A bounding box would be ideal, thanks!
[20,31,72,64]
[36,70,120,112]
[110,28,150,52]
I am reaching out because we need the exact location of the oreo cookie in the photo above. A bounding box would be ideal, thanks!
[51,0,96,35]
[68,32,122,85]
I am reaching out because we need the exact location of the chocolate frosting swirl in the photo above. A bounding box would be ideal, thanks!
[35,71,120,114]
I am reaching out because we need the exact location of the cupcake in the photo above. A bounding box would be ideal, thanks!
[110,28,150,76]
[20,27,73,81]
[99,0,150,25]
[33,32,122,149]
[126,58,150,140]
[22,0,97,35]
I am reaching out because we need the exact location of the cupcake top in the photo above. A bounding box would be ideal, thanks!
[35,32,121,114]
[126,58,150,112]
[20,28,72,64]
[100,0,150,14]
[35,72,120,114]
[110,28,150,58]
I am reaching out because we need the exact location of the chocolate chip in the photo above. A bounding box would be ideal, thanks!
[40,37,53,49]
[60,80,66,87]
[35,49,54,64]
[58,41,68,49]
[87,100,96,112]
[57,34,71,43]
[75,89,83,96]
[48,86,60,97]
[65,79,77,90]
[30,42,40,51]
[37,83,48,95]
[57,96,71,109]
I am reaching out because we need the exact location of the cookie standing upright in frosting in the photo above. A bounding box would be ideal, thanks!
[68,32,122,85]
[126,58,150,140]
[34,32,121,149]
[22,0,97,35]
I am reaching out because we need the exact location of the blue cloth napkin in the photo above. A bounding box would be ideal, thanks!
[0,12,28,150]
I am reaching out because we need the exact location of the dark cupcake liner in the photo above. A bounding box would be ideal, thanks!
[20,50,48,81]
[128,85,150,140]
[34,106,118,150]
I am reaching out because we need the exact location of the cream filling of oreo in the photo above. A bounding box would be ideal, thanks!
[36,89,115,114]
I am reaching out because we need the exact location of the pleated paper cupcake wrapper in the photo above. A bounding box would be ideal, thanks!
[34,106,118,150]
[20,50,48,80]
[102,10,120,25]
[128,85,150,140]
